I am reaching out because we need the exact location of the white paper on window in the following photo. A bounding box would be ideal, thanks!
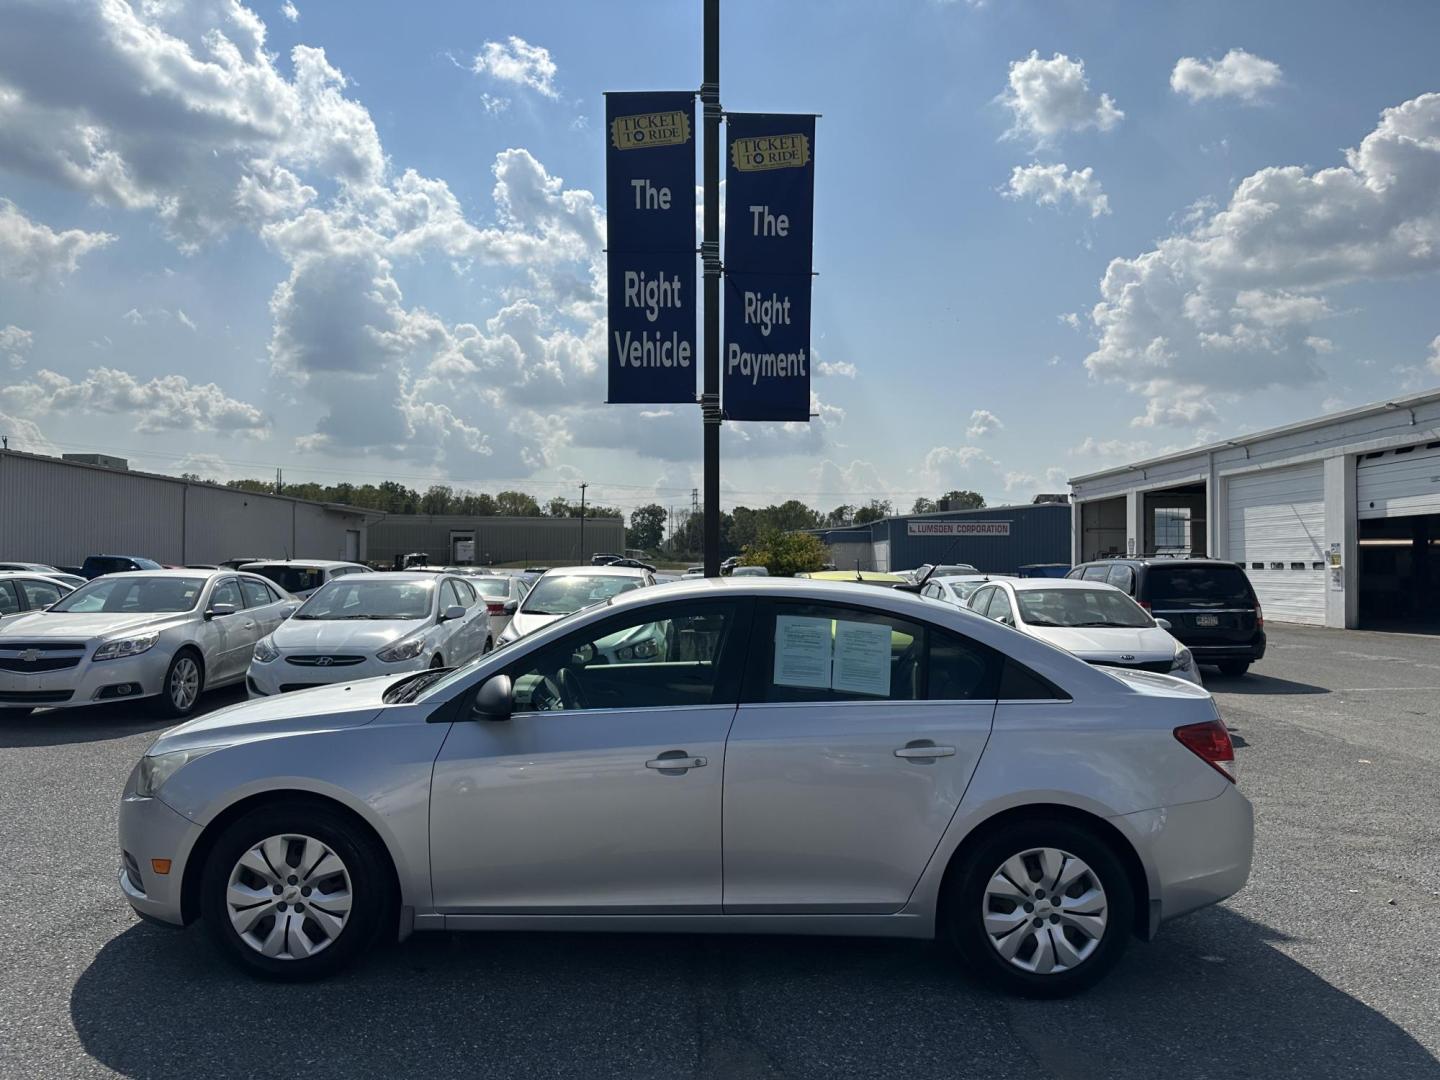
[773,615,833,688]
[831,619,892,697]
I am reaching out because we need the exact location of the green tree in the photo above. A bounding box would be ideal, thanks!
[820,504,855,527]
[627,503,667,551]
[495,490,542,517]
[939,489,985,510]
[420,484,454,515]
[740,530,829,576]
[912,497,937,514]
[853,499,892,524]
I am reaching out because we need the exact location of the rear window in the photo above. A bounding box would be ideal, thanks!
[1142,566,1255,605]
[248,565,326,593]
[470,578,512,598]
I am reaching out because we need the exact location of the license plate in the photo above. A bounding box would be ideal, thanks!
[1195,614,1220,627]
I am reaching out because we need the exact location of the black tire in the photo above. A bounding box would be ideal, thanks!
[3,707,34,719]
[200,800,389,981]
[151,648,205,718]
[946,819,1134,998]
[1218,660,1250,677]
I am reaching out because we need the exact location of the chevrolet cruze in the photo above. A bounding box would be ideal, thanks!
[118,577,1252,996]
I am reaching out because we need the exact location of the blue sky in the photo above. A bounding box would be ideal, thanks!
[1,0,1438,518]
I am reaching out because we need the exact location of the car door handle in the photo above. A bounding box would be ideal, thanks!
[646,752,707,771]
[894,742,956,760]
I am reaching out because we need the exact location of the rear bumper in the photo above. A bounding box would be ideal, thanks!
[1120,782,1254,929]
[1187,632,1266,663]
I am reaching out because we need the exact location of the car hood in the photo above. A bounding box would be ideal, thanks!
[149,677,394,754]
[271,617,427,651]
[507,610,566,638]
[1023,624,1176,659]
[0,610,186,642]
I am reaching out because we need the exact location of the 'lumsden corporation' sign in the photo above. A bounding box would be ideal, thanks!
[907,521,1011,537]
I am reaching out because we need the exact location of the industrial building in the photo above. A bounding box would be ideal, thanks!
[368,513,626,568]
[812,500,1072,575]
[0,450,379,567]
[1069,387,1440,629]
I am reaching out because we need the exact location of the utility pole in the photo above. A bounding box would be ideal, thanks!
[700,0,721,576]
[578,481,589,561]
[275,467,283,495]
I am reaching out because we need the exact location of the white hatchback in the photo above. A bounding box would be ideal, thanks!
[965,578,1201,685]
[246,573,493,697]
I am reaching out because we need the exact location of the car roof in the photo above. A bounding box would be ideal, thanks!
[239,559,364,569]
[352,572,443,583]
[0,570,72,581]
[1082,557,1238,568]
[932,574,998,584]
[1003,577,1125,592]
[81,568,223,579]
[801,570,905,582]
[538,564,650,577]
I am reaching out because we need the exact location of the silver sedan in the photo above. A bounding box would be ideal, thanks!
[0,570,296,718]
[117,577,1252,996]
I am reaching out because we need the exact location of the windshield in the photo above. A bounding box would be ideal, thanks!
[293,579,434,620]
[51,576,204,614]
[521,574,641,616]
[949,580,986,599]
[1016,588,1153,628]
[248,564,326,593]
[936,565,979,576]
[470,577,512,598]
[1144,566,1254,606]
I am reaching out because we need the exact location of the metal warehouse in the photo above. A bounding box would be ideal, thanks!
[1068,387,1440,630]
[368,514,626,568]
[813,501,1072,574]
[0,450,378,566]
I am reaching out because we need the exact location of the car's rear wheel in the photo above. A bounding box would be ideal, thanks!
[152,649,204,718]
[201,801,387,980]
[947,819,1133,998]
[1218,660,1250,677]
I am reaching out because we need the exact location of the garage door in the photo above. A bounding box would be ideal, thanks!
[1226,463,1326,624]
[1357,442,1440,519]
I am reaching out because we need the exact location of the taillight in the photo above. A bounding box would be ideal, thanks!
[1174,720,1236,782]
[1255,603,1263,630]
[486,603,505,615]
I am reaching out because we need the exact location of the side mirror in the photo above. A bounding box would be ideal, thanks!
[503,600,518,614]
[442,604,467,622]
[472,674,513,721]
[1155,617,1173,631]
[207,603,237,620]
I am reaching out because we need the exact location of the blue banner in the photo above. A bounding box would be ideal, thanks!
[723,114,816,421]
[605,91,697,404]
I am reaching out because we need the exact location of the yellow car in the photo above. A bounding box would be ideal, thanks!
[795,570,908,586]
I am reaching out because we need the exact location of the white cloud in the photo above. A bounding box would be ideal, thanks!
[1070,436,1153,459]
[920,445,996,491]
[0,410,59,456]
[1130,395,1220,429]
[1002,162,1110,217]
[811,459,888,507]
[1086,93,1440,424]
[176,309,197,331]
[122,308,146,326]
[281,1,299,22]
[816,360,857,378]
[1428,334,1440,374]
[480,93,510,115]
[999,52,1122,144]
[1045,466,1070,489]
[470,36,559,99]
[1,324,33,369]
[1003,470,1037,493]
[1171,49,1282,104]
[2,367,268,435]
[1059,311,1082,330]
[0,200,114,282]
[966,409,1004,438]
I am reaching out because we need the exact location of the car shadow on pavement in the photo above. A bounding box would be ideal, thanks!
[69,907,1439,1080]
[1205,672,1330,695]
[0,687,245,748]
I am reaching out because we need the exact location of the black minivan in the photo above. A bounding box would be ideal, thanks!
[1066,557,1265,675]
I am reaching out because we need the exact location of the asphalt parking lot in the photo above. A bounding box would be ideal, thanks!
[1,624,1437,1080]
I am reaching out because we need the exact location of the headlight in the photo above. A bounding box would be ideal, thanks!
[376,634,427,663]
[134,747,222,798]
[94,631,161,662]
[251,636,280,663]
[1171,647,1195,674]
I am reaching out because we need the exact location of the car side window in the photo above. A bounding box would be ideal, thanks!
[746,600,927,704]
[19,579,64,608]
[1065,567,1085,580]
[210,578,243,610]
[1106,565,1135,594]
[454,579,477,605]
[927,627,1002,700]
[0,582,19,615]
[989,589,1014,625]
[1081,565,1110,583]
[969,586,994,616]
[500,600,743,713]
[239,577,272,608]
[440,580,464,610]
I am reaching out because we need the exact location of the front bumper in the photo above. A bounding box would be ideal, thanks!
[247,651,424,696]
[118,791,204,926]
[0,648,172,711]
[1120,781,1254,929]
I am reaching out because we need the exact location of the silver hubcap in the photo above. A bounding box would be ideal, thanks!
[226,834,353,960]
[982,846,1108,975]
[169,657,199,710]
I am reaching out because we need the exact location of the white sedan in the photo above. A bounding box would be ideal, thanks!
[497,565,653,645]
[247,572,493,697]
[966,577,1201,685]
[919,574,1007,608]
[0,571,75,628]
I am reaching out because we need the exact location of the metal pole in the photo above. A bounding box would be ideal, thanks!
[700,0,721,576]
[579,481,588,561]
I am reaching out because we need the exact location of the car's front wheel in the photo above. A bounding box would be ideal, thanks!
[947,819,1133,998]
[201,801,388,980]
[152,649,204,718]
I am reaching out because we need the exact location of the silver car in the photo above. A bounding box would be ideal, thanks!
[117,577,1251,996]
[0,570,296,718]
[0,571,74,628]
